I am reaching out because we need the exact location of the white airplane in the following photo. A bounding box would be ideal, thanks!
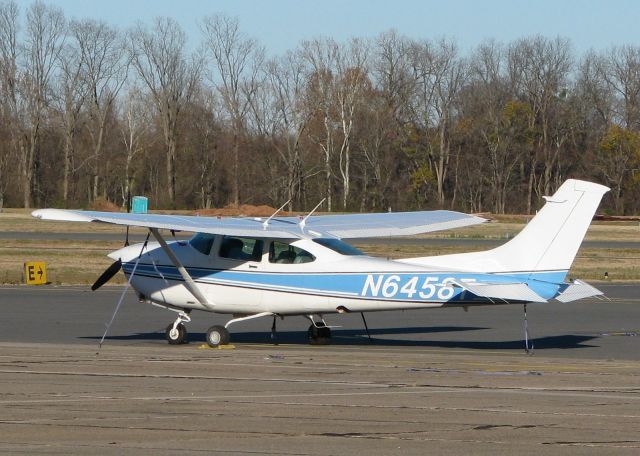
[32,179,608,349]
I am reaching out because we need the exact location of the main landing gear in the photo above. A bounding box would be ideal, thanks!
[307,316,332,345]
[205,312,275,348]
[162,311,335,347]
[206,325,230,347]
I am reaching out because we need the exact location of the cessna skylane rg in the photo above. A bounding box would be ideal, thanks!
[32,179,608,349]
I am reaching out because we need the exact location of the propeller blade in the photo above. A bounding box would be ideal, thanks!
[91,259,122,291]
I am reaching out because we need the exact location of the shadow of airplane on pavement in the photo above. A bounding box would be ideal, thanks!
[81,325,599,350]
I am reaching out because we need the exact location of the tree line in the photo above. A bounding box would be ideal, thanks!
[1,1,639,214]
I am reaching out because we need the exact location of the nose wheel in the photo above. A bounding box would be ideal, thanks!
[166,323,187,344]
[165,310,191,345]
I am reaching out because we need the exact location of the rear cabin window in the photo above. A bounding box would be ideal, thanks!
[312,238,364,256]
[189,233,215,255]
[219,236,263,262]
[269,241,315,264]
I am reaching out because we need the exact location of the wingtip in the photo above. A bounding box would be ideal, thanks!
[30,208,94,222]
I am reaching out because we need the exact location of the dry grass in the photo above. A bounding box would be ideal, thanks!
[571,248,640,281]
[0,240,120,285]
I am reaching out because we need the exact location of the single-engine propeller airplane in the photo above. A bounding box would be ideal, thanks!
[32,179,608,349]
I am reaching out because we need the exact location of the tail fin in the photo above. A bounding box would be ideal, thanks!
[401,179,609,277]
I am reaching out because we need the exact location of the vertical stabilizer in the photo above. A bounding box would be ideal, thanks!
[401,179,609,276]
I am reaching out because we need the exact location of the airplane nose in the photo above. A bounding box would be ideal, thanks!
[108,243,147,262]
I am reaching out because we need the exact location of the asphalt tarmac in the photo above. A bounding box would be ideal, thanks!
[0,284,638,454]
[0,284,638,359]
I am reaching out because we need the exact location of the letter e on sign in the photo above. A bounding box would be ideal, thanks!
[24,261,47,285]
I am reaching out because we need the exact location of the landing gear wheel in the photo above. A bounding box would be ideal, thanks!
[308,323,331,345]
[206,325,230,347]
[166,323,187,345]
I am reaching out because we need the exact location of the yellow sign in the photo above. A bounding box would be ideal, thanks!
[24,261,47,285]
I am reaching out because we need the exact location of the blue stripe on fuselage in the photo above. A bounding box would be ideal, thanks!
[122,263,565,303]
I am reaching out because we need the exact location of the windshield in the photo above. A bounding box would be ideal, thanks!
[189,233,215,255]
[312,238,365,256]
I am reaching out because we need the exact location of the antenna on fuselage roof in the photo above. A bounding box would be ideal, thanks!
[262,199,291,230]
[299,198,326,230]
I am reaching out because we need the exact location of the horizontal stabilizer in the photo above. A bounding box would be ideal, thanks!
[453,280,547,303]
[556,280,603,303]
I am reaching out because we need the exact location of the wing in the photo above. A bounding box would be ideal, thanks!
[31,208,485,239]
[277,210,486,239]
[31,209,298,238]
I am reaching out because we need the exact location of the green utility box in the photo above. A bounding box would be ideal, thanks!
[131,196,148,214]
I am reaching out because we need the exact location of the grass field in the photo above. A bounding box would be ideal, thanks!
[1,209,638,285]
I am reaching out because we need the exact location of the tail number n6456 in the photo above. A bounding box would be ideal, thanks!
[361,275,455,300]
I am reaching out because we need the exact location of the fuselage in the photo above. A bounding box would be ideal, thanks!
[111,234,565,315]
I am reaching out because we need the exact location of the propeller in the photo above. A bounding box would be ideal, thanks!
[91,259,122,291]
[97,232,149,351]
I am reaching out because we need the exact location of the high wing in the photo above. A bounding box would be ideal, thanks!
[281,211,486,239]
[31,208,485,239]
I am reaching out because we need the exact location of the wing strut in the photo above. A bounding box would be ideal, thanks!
[150,228,215,311]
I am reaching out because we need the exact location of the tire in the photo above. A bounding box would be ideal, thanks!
[166,323,187,345]
[308,323,331,345]
[206,325,230,347]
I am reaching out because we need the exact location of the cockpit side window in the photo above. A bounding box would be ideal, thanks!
[269,241,315,264]
[189,233,215,255]
[219,236,263,262]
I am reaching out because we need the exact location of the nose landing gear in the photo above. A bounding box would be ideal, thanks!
[165,310,191,345]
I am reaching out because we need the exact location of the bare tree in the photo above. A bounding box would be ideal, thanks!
[464,40,530,213]
[189,88,221,209]
[363,31,414,210]
[119,85,151,207]
[0,1,65,208]
[597,125,640,213]
[300,38,339,211]
[509,36,573,204]
[335,38,369,209]
[53,32,88,204]
[578,51,615,127]
[201,13,264,207]
[409,38,466,207]
[129,17,201,207]
[23,2,66,207]
[72,19,128,201]
[0,1,19,210]
[0,103,11,210]
[373,30,414,124]
[262,51,312,210]
[602,46,640,130]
